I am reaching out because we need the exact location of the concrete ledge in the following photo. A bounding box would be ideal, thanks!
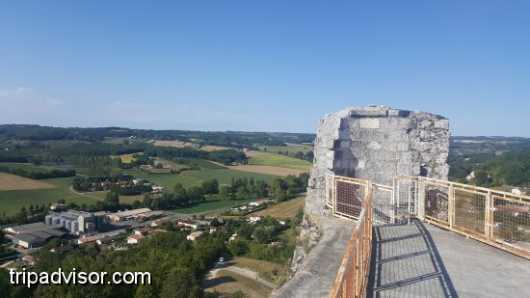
[272,216,355,298]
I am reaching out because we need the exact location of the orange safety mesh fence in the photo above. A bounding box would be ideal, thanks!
[416,177,530,260]
[329,177,372,298]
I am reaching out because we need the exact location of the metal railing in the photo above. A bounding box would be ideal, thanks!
[328,176,373,298]
[407,176,530,260]
[327,174,530,298]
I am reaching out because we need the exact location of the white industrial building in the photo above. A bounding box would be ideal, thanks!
[45,210,100,235]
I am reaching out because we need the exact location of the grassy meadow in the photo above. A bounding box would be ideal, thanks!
[0,162,74,172]
[115,153,140,164]
[124,167,276,190]
[258,144,313,155]
[0,173,55,191]
[204,270,272,298]
[0,144,308,216]
[247,151,311,171]
[0,160,279,216]
[0,177,100,216]
[231,256,289,285]
[253,196,305,219]
[228,165,307,176]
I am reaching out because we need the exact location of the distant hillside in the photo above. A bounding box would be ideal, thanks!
[0,124,315,147]
[3,124,530,186]
[4,124,529,153]
[449,136,530,186]
[450,136,530,156]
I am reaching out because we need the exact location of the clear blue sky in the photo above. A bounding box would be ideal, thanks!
[1,1,529,136]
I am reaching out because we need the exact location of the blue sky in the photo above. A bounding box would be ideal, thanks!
[1,1,529,136]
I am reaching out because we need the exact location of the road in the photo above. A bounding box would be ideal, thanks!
[68,186,104,200]
[207,263,276,289]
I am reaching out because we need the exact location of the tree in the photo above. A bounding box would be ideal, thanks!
[219,185,233,200]
[271,178,289,201]
[253,227,274,244]
[187,187,205,204]
[173,189,190,207]
[235,187,251,200]
[160,269,201,298]
[0,231,5,254]
[201,179,219,194]
[238,224,254,240]
[132,200,143,209]
[474,169,492,186]
[174,183,187,197]
[228,240,249,256]
[104,191,120,210]
[134,284,158,298]
[294,151,304,160]
[0,270,12,298]
[15,207,28,224]
[254,180,268,197]
[143,194,153,208]
[303,151,314,162]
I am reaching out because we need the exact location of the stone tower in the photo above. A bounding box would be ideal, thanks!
[306,105,449,218]
[274,106,449,298]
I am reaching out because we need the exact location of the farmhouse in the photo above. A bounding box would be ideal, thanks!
[186,231,204,241]
[177,219,209,230]
[127,234,144,245]
[133,228,149,236]
[249,201,265,207]
[248,216,262,224]
[151,185,165,193]
[22,255,36,266]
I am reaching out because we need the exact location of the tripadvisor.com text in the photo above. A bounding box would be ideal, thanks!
[9,268,151,289]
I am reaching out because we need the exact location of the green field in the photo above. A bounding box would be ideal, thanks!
[172,197,256,215]
[0,160,279,216]
[254,196,304,219]
[181,168,277,185]
[248,151,311,171]
[187,159,226,170]
[0,177,100,216]
[125,167,277,189]
[113,153,142,164]
[258,144,312,154]
[0,162,74,172]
